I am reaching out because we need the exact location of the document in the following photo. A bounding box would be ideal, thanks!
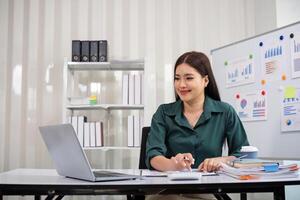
[220,163,299,180]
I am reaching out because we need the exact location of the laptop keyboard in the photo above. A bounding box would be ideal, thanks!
[93,171,129,177]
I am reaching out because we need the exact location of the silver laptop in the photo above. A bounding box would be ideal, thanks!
[39,124,137,182]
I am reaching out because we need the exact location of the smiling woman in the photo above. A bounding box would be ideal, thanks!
[173,52,217,129]
[145,51,250,200]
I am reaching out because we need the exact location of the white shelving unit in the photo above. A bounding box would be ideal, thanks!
[62,59,144,150]
[66,104,144,111]
[67,59,144,71]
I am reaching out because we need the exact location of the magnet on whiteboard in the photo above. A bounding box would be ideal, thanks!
[279,35,284,40]
[261,80,266,85]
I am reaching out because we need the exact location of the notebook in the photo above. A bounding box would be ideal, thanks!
[39,124,137,182]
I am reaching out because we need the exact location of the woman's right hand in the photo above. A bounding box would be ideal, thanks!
[171,153,194,171]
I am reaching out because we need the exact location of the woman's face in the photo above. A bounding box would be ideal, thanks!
[174,63,208,103]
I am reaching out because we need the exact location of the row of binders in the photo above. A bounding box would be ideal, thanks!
[122,74,144,105]
[220,159,299,180]
[68,116,104,148]
[127,115,143,147]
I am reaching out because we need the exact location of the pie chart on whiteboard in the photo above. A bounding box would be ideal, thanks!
[240,99,247,109]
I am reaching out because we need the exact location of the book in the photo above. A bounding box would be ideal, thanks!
[134,74,141,105]
[122,74,129,105]
[140,73,144,105]
[128,74,134,105]
[90,122,96,147]
[95,121,103,147]
[84,122,90,147]
[77,116,87,147]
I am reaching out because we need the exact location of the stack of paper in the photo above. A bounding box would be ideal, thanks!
[220,163,299,180]
[231,159,280,168]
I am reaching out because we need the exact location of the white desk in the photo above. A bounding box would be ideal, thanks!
[0,169,300,200]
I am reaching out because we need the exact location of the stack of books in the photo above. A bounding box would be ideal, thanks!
[220,159,299,180]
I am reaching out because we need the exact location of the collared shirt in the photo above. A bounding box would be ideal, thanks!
[146,96,249,169]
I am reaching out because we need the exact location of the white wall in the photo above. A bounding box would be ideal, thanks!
[276,0,300,27]
[254,0,277,34]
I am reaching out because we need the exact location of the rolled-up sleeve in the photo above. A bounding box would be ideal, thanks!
[225,105,249,157]
[145,105,168,169]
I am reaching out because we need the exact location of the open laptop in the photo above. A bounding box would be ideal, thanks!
[39,124,137,182]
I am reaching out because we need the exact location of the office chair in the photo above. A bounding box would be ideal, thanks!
[127,127,150,200]
[128,127,239,200]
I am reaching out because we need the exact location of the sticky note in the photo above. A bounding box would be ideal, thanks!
[284,86,296,98]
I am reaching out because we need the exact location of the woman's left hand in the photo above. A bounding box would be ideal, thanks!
[197,157,229,172]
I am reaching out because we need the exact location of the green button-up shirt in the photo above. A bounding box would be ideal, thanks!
[146,96,249,169]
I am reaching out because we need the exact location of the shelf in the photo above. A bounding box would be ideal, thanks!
[68,59,144,71]
[63,58,145,153]
[83,146,140,150]
[66,104,144,111]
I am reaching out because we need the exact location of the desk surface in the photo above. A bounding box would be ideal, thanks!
[0,168,300,185]
[0,169,300,196]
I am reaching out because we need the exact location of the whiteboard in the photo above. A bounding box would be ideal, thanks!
[211,21,300,159]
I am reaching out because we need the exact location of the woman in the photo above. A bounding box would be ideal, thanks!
[145,51,249,200]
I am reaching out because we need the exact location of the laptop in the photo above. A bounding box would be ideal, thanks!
[39,124,137,182]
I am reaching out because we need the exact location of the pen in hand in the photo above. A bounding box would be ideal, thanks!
[183,156,195,171]
[227,154,248,167]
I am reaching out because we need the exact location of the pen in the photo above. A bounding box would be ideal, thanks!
[183,156,189,161]
[227,155,248,167]
[183,156,195,163]
[138,169,144,180]
[236,154,248,160]
[183,156,195,172]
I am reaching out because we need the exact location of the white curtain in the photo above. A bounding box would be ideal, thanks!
[0,1,274,199]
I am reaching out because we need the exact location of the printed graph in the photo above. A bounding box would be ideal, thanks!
[293,40,300,53]
[227,63,254,82]
[226,56,255,87]
[264,46,282,58]
[283,97,300,103]
[227,69,238,80]
[252,99,266,118]
[236,92,267,121]
[253,99,266,108]
[241,63,252,76]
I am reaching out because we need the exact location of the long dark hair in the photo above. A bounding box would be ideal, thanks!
[174,51,221,101]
